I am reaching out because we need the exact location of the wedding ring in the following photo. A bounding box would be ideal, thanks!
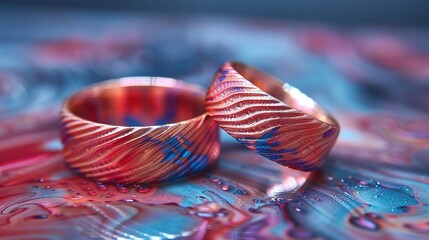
[60,77,220,184]
[205,62,340,171]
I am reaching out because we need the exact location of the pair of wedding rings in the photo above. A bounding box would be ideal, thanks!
[60,61,340,184]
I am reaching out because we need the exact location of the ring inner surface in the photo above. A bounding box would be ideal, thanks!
[68,85,206,127]
[232,62,336,125]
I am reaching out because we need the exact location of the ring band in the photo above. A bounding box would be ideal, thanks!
[60,77,220,184]
[205,62,340,171]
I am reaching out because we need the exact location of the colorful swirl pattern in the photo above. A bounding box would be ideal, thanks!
[2,11,429,239]
[206,62,340,171]
[60,77,220,184]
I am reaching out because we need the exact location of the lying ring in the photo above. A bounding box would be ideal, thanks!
[60,77,220,184]
[205,61,340,171]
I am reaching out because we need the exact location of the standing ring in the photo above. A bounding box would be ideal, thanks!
[205,61,340,171]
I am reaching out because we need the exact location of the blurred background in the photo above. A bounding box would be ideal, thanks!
[2,0,429,26]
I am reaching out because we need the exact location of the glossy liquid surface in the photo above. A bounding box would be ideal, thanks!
[1,9,429,239]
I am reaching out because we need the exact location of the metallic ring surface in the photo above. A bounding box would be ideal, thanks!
[60,77,220,184]
[205,62,340,171]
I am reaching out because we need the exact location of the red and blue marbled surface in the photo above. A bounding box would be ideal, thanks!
[1,9,429,239]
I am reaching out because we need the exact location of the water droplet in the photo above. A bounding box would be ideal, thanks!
[137,186,151,193]
[87,191,97,196]
[211,178,221,184]
[196,196,208,201]
[269,197,286,204]
[97,184,108,191]
[217,209,229,217]
[294,207,302,212]
[359,180,369,185]
[189,202,225,218]
[31,215,48,219]
[349,216,380,231]
[189,211,213,218]
[400,186,412,193]
[221,185,230,191]
[45,185,51,189]
[248,207,260,213]
[121,199,136,202]
[235,189,247,195]
[116,186,130,193]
